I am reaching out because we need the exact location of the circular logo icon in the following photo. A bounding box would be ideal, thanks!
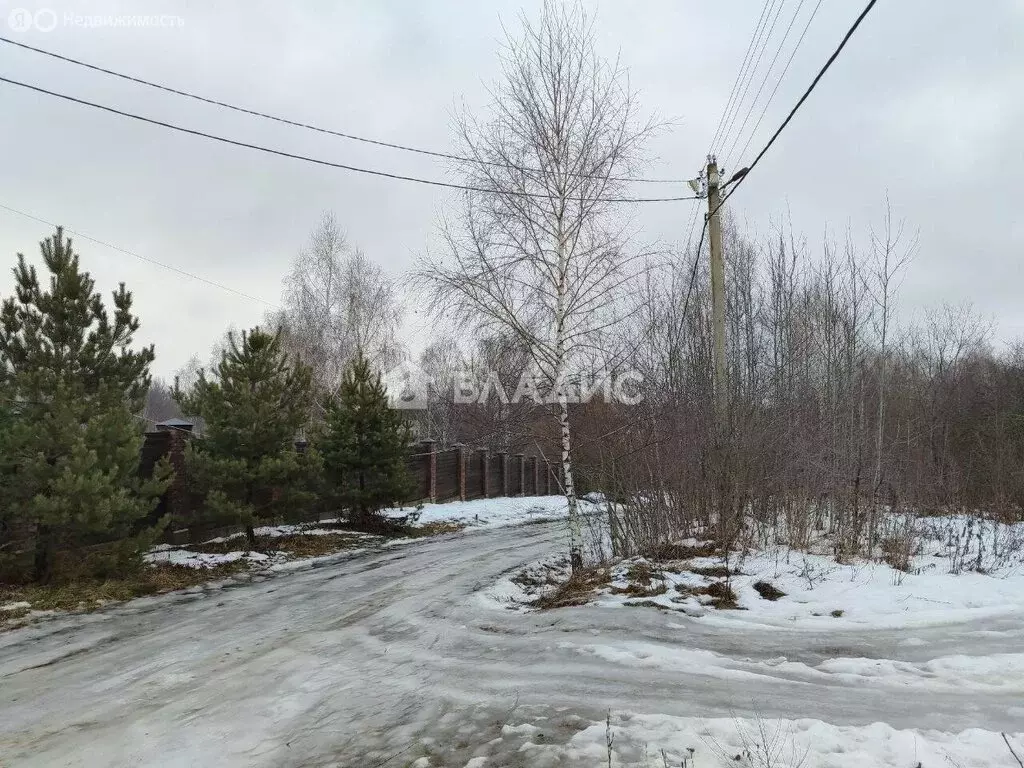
[7,8,34,32]
[33,8,58,32]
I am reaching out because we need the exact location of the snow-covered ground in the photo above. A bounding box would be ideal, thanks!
[1,502,1022,767]
[487,515,1024,631]
[535,712,1023,768]
[144,495,572,570]
[388,494,577,529]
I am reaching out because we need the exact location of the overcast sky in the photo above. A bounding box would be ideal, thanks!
[1,0,1022,379]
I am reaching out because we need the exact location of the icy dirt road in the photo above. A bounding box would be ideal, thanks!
[1,522,1022,767]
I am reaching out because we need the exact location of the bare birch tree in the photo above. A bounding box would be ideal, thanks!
[415,1,657,569]
[278,212,404,398]
[866,201,915,544]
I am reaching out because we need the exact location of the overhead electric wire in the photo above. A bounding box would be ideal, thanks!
[683,204,701,254]
[0,35,688,186]
[686,0,876,317]
[716,0,880,212]
[731,0,826,170]
[708,0,776,154]
[0,76,702,204]
[721,0,808,170]
[0,202,280,308]
[681,216,708,322]
[717,0,789,163]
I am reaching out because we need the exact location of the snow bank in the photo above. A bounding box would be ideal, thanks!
[143,549,272,569]
[540,712,1024,768]
[147,497,572,574]
[701,548,1024,630]
[485,514,1024,630]
[560,637,1024,694]
[202,520,352,545]
[386,495,572,529]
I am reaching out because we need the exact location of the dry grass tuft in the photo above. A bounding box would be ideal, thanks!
[752,580,786,601]
[611,580,668,598]
[695,580,741,609]
[0,561,246,621]
[645,541,718,562]
[272,534,374,558]
[690,564,738,578]
[625,561,659,583]
[403,521,466,539]
[611,561,667,597]
[534,567,611,610]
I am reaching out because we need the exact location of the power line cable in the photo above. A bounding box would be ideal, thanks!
[0,75,702,205]
[721,0,808,169]
[0,35,689,186]
[683,204,701,253]
[717,0,789,162]
[732,0,826,170]
[717,0,880,212]
[0,202,280,308]
[680,0,874,390]
[681,216,708,321]
[708,0,775,154]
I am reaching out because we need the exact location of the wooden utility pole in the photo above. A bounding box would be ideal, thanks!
[706,157,727,422]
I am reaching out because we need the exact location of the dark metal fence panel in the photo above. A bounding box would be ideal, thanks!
[509,455,524,496]
[435,448,460,501]
[465,451,484,500]
[547,462,561,495]
[488,455,505,497]
[405,452,431,503]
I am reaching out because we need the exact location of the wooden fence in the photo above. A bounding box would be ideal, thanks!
[142,428,563,543]
[405,440,563,503]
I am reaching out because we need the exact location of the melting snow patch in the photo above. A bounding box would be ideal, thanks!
[386,495,578,529]
[143,549,270,569]
[484,515,1024,631]
[547,712,1024,768]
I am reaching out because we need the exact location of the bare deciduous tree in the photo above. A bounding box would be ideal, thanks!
[416,1,657,569]
[277,212,404,399]
[866,200,915,542]
[143,377,183,424]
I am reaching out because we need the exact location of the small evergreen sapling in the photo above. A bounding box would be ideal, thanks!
[320,353,414,532]
[177,327,319,549]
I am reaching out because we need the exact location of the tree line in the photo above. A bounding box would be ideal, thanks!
[0,227,413,585]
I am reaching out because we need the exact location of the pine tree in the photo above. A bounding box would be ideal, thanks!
[0,227,169,584]
[177,327,318,549]
[321,353,414,531]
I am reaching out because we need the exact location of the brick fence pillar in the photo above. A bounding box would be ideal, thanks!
[515,453,525,496]
[531,456,539,496]
[478,448,490,497]
[166,429,189,519]
[420,439,437,502]
[456,443,467,501]
[497,452,508,496]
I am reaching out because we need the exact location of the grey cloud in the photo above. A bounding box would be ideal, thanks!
[1,0,1021,377]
